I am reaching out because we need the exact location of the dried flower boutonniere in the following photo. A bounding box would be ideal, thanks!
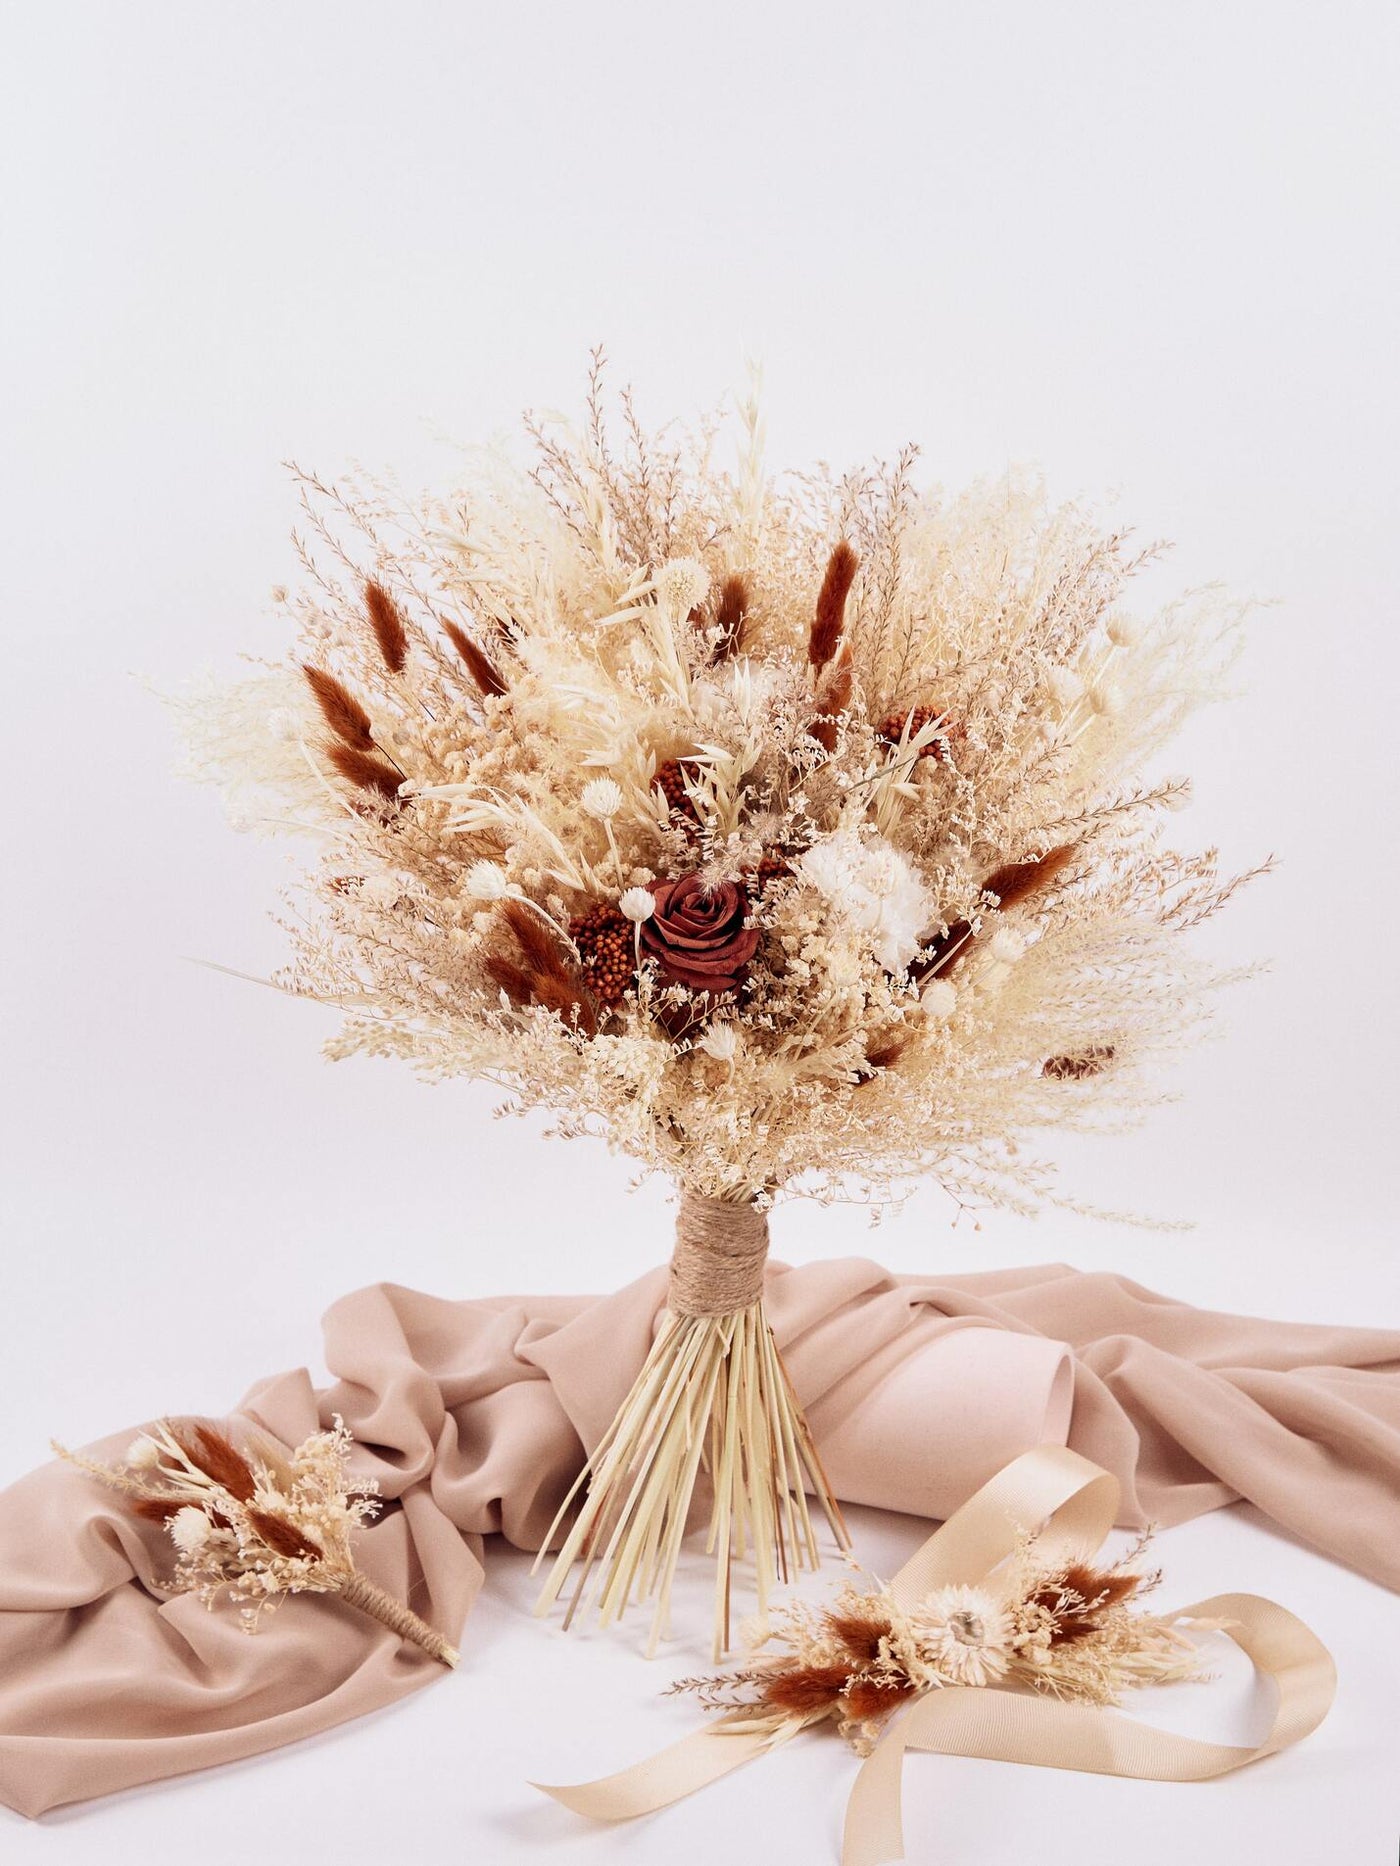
[54,1417,457,1667]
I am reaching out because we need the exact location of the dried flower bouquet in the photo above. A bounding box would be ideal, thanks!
[179,356,1257,1653]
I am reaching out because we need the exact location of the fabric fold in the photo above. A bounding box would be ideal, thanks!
[1,1257,1396,1819]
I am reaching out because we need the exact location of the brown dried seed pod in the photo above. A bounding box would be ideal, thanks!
[570,903,635,1005]
[877,703,962,762]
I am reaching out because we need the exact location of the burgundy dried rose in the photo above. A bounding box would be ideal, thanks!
[639,875,760,996]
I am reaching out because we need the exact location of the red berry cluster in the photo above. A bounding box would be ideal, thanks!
[744,851,792,899]
[877,704,961,760]
[653,757,702,824]
[569,902,636,1005]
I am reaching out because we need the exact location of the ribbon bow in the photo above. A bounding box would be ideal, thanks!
[535,1445,1336,1865]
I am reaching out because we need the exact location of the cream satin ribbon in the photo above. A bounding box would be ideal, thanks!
[535,1446,1337,1866]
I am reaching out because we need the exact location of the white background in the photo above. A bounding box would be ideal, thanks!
[2,3,1397,1862]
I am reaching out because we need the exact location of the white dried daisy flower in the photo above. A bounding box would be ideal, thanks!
[653,557,709,616]
[914,1584,1012,1688]
[169,1506,212,1556]
[921,977,957,1019]
[797,829,936,974]
[464,860,509,901]
[618,886,656,923]
[697,1022,739,1063]
[126,1435,161,1469]
[581,777,624,820]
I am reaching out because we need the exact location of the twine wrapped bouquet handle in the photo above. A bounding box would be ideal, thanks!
[535,1189,849,1656]
[668,1192,770,1316]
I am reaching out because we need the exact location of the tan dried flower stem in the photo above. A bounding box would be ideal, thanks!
[533,1192,851,1660]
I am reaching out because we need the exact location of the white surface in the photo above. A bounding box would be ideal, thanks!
[2,2,1397,1862]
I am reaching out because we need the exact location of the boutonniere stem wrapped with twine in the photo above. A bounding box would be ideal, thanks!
[536,1448,1335,1866]
[177,355,1265,1651]
[55,1419,457,1667]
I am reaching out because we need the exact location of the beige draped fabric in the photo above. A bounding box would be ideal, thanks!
[1,1257,1397,1818]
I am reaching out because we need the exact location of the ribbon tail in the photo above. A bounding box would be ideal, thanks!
[534,1717,787,1821]
[843,1706,921,1866]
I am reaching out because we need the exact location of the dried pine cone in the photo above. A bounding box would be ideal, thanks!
[569,903,635,1005]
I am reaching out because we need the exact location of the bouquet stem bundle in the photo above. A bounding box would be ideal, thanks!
[535,1192,850,1657]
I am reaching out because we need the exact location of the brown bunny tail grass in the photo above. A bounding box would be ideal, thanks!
[825,1607,894,1664]
[528,970,600,1036]
[327,743,403,803]
[1033,1561,1143,1643]
[809,540,858,671]
[246,1509,323,1562]
[1043,1046,1116,1081]
[364,578,409,674]
[302,665,374,751]
[712,572,750,661]
[444,619,508,697]
[842,1677,914,1721]
[810,645,854,752]
[761,1664,852,1716]
[131,1494,187,1523]
[176,1425,257,1503]
[499,898,573,977]
[982,843,1077,912]
[484,954,535,1005]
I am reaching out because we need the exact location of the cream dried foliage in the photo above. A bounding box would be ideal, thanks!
[180,357,1258,1217]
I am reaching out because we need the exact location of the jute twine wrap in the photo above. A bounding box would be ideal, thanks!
[338,1569,459,1667]
[668,1191,770,1317]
